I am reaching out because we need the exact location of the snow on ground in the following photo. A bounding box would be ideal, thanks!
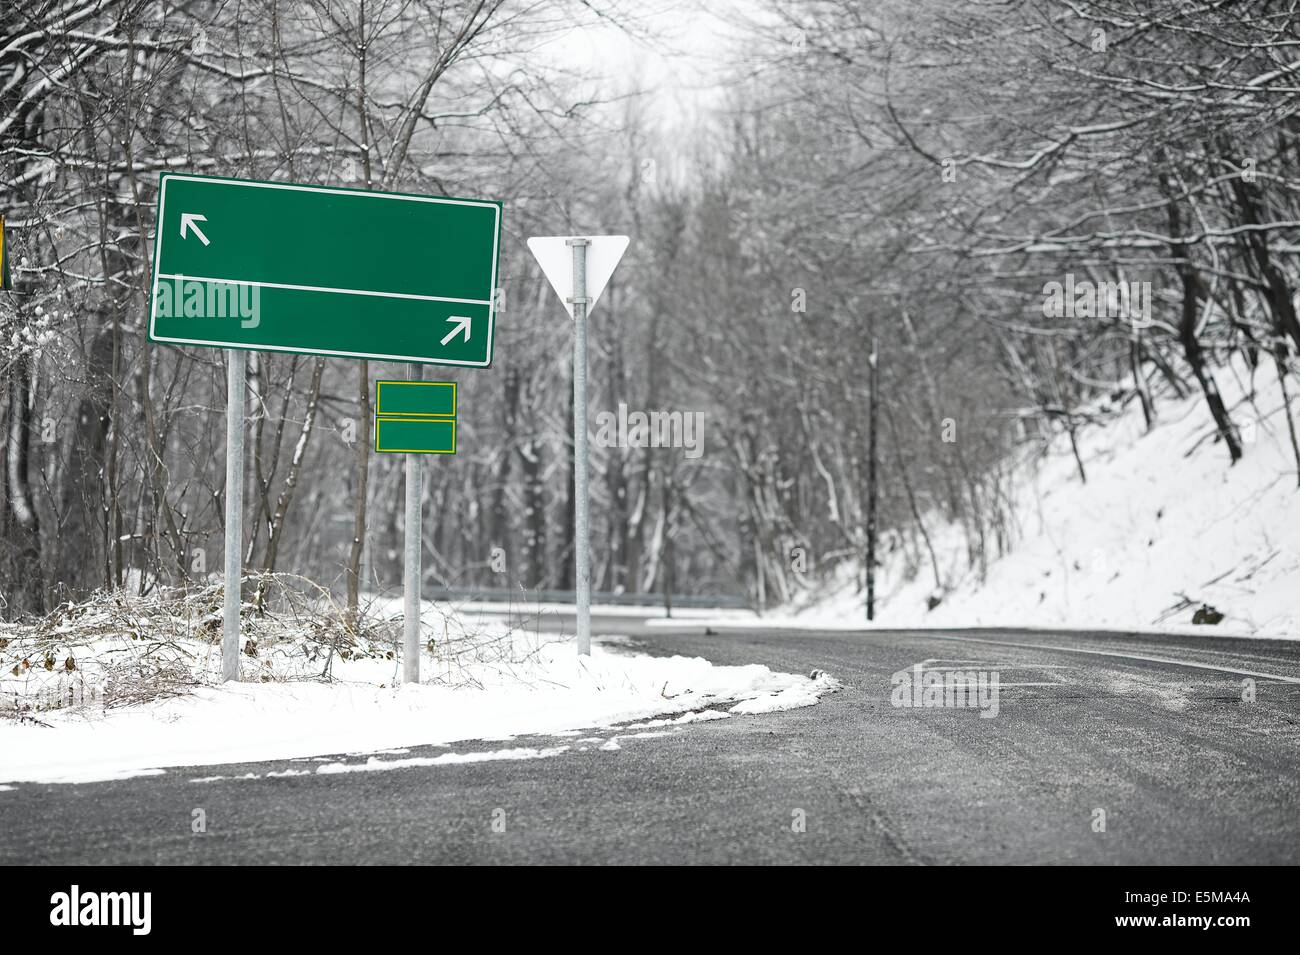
[0,601,839,784]
[673,359,1300,639]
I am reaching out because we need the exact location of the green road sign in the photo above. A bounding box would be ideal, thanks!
[376,379,457,417]
[375,418,456,454]
[149,174,501,367]
[374,380,457,454]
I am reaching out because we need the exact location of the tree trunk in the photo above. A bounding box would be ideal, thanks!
[5,358,44,614]
[1161,171,1243,462]
[259,357,326,603]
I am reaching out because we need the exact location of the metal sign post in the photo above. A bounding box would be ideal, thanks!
[223,349,246,681]
[568,238,592,656]
[372,378,457,682]
[527,234,628,657]
[403,365,423,683]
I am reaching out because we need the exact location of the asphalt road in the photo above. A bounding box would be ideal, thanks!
[4,617,1300,865]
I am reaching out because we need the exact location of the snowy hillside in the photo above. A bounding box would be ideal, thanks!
[789,360,1300,639]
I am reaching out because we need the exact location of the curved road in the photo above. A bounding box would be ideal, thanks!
[3,617,1299,864]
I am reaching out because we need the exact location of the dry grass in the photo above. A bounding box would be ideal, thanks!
[0,574,413,717]
[0,574,556,721]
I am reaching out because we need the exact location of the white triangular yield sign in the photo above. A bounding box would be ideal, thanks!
[527,235,629,319]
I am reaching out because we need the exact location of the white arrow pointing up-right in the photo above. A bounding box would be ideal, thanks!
[440,314,472,347]
[180,213,210,246]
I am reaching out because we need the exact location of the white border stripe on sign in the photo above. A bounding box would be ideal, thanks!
[155,273,492,306]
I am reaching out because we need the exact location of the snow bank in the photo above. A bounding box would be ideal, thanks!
[0,628,837,784]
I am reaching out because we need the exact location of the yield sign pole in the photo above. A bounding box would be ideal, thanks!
[526,234,629,657]
[223,349,246,681]
[568,238,592,656]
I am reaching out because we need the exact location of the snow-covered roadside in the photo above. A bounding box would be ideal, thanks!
[0,631,839,785]
[676,358,1300,640]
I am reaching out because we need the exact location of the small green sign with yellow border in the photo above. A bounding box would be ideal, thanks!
[374,380,456,454]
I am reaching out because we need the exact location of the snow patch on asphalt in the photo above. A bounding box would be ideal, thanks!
[1104,676,1192,712]
[622,709,732,730]
[186,748,569,783]
[732,685,826,714]
[731,670,844,714]
[315,746,569,775]
[596,730,679,754]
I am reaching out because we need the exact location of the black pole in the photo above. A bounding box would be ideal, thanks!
[867,336,879,621]
[663,472,674,619]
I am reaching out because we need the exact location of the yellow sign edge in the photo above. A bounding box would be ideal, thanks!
[375,380,457,418]
[374,416,457,454]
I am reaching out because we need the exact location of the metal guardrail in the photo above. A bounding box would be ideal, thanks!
[424,587,752,611]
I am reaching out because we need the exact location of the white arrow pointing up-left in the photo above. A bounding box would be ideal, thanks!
[440,314,472,347]
[180,213,210,246]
